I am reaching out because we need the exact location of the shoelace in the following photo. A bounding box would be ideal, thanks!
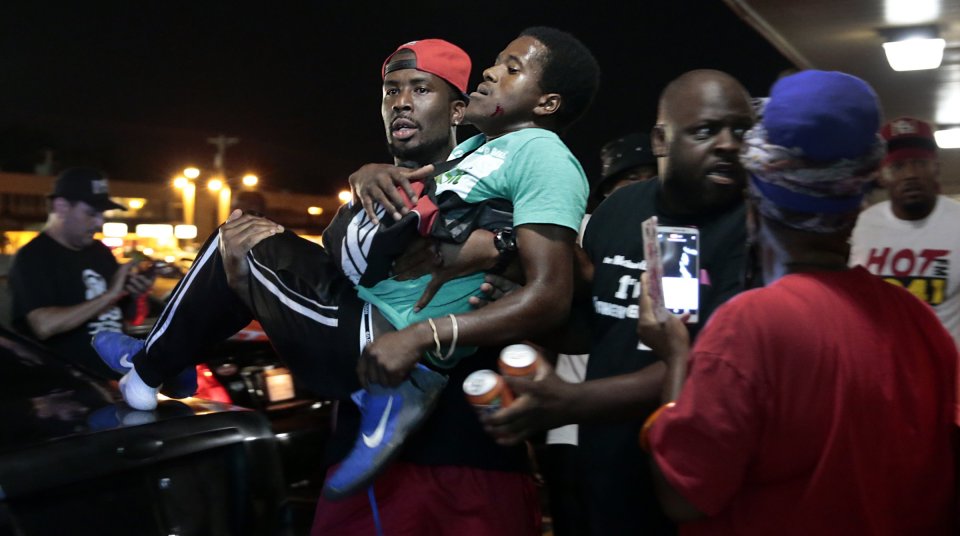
[368,485,384,536]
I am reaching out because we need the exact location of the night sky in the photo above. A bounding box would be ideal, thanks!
[0,1,792,196]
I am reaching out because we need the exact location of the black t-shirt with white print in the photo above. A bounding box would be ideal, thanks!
[9,232,123,379]
[577,177,747,534]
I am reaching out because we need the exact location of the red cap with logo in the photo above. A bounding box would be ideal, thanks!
[881,116,938,165]
[382,39,471,99]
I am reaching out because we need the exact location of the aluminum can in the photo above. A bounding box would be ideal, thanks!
[498,344,542,379]
[463,369,513,415]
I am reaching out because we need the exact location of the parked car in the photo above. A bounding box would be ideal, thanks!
[120,252,336,511]
[0,327,295,536]
[199,322,335,517]
[124,318,335,514]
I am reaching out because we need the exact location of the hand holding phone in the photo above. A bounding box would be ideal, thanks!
[641,217,700,324]
[641,216,670,323]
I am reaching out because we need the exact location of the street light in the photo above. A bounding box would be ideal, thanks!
[179,156,256,233]
[172,175,196,226]
[307,206,323,215]
[338,190,352,204]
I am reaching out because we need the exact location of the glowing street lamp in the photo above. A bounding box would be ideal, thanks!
[307,206,323,215]
[180,163,257,232]
[172,175,196,226]
[338,190,352,204]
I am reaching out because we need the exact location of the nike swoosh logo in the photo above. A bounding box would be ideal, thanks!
[361,396,393,448]
[118,353,133,369]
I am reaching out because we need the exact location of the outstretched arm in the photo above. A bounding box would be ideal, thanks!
[481,275,673,446]
[483,361,668,444]
[634,272,703,521]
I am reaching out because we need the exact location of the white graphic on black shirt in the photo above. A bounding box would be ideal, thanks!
[82,269,122,335]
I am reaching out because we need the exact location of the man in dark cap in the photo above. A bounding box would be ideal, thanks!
[640,70,957,534]
[595,131,657,202]
[850,116,960,349]
[8,167,153,377]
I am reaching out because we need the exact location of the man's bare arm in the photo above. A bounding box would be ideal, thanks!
[483,362,667,443]
[26,263,133,340]
[469,242,595,355]
[358,223,577,386]
[483,274,672,442]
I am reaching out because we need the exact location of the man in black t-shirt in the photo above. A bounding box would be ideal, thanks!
[484,70,756,535]
[8,168,153,378]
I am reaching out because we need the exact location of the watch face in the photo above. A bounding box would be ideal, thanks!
[495,229,517,252]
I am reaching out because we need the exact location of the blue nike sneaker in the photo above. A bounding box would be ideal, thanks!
[91,331,197,400]
[92,331,144,374]
[322,364,448,500]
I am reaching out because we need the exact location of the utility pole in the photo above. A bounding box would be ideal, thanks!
[206,134,239,225]
[207,134,240,174]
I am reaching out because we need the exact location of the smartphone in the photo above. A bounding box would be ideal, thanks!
[128,250,156,277]
[657,226,700,323]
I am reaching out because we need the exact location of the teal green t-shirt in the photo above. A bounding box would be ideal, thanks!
[357,128,588,367]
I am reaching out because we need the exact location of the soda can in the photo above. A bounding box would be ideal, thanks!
[463,369,514,415]
[498,343,542,379]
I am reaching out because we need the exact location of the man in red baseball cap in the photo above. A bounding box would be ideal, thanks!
[91,37,545,535]
[382,39,471,98]
[377,39,471,171]
[851,116,960,349]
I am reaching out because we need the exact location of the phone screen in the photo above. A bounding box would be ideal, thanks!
[657,227,700,322]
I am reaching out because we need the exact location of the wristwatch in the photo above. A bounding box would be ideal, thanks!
[490,228,518,274]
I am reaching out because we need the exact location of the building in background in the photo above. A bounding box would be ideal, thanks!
[0,171,343,259]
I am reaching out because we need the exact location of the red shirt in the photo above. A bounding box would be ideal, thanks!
[651,267,957,535]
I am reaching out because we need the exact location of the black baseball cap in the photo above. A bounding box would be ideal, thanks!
[48,167,125,212]
[599,132,657,182]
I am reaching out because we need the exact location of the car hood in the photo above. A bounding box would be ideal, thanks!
[0,331,248,454]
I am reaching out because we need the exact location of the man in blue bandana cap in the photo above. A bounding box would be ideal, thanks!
[638,70,958,535]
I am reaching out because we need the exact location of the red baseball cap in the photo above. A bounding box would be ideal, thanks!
[382,39,471,99]
[881,117,938,164]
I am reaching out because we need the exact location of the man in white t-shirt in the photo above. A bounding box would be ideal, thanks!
[850,116,960,347]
